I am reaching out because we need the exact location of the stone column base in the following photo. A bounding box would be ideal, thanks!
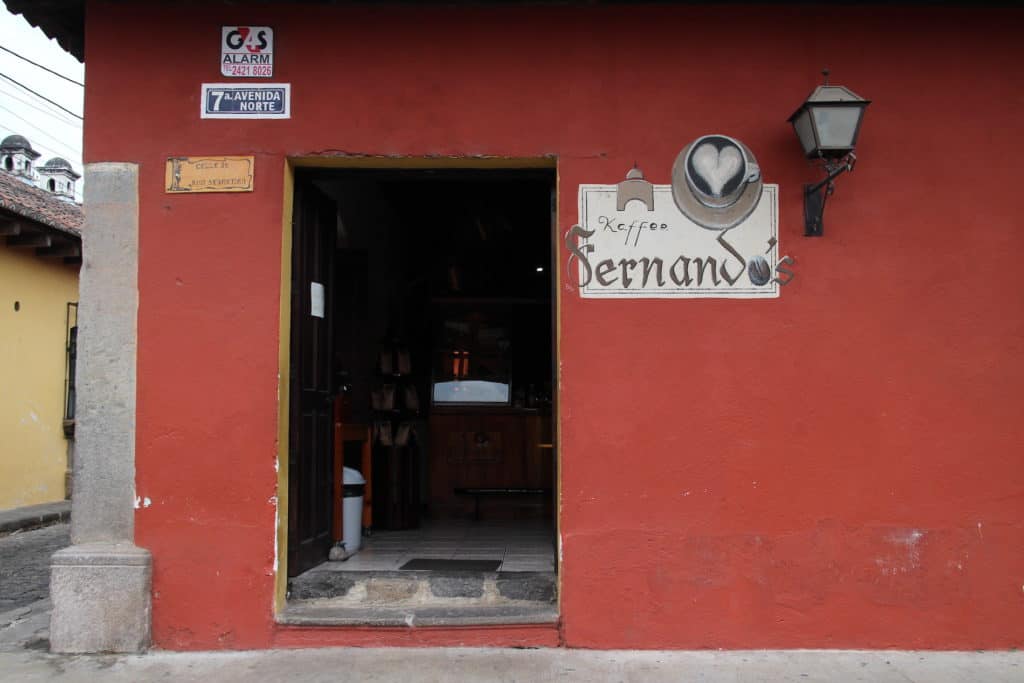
[50,543,152,653]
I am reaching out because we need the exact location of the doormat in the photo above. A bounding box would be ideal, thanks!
[399,559,501,571]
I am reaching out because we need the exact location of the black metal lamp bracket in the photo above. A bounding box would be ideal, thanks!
[804,152,856,237]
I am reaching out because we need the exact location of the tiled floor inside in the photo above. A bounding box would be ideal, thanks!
[321,518,555,572]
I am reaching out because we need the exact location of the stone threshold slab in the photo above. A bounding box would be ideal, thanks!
[288,569,556,605]
[278,603,559,627]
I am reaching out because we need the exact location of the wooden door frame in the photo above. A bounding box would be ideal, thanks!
[274,156,561,618]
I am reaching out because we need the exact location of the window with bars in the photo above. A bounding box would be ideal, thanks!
[63,302,77,437]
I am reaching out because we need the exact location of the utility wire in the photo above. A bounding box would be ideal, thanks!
[0,106,82,159]
[0,71,82,120]
[0,44,83,86]
[0,83,82,128]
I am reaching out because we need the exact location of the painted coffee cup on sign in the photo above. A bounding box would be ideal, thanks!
[671,133,764,231]
[683,134,761,209]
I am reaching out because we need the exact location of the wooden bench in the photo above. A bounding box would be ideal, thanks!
[454,487,552,520]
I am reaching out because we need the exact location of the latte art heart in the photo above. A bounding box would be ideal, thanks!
[691,143,743,197]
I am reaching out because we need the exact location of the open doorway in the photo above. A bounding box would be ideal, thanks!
[284,167,557,622]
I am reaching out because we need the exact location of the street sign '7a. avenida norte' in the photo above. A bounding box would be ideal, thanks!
[201,84,291,119]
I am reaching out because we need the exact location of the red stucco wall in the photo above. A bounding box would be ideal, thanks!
[84,1,1024,650]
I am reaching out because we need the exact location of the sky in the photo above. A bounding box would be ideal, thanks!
[0,5,84,200]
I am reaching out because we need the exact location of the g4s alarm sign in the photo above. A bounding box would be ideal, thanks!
[221,26,274,78]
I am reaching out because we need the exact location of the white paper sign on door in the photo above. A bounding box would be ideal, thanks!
[310,282,325,318]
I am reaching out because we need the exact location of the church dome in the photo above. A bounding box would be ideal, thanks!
[42,157,73,171]
[0,134,34,153]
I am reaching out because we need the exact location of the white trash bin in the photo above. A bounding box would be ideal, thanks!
[342,466,366,553]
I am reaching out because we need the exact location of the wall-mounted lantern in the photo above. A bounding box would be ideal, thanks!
[788,69,870,236]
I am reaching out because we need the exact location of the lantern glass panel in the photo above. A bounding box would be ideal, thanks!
[792,109,817,157]
[810,105,861,150]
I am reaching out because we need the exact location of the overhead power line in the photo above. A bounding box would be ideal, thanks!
[0,71,82,120]
[0,106,81,159]
[0,82,82,128]
[0,44,83,86]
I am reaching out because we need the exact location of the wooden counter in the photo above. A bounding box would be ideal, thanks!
[428,410,553,519]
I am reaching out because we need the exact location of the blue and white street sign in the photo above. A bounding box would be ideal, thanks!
[201,83,291,119]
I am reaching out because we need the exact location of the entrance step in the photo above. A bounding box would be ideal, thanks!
[280,602,558,627]
[286,569,556,625]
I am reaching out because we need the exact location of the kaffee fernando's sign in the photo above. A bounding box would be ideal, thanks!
[567,135,794,299]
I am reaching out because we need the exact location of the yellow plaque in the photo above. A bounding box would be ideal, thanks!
[165,156,254,193]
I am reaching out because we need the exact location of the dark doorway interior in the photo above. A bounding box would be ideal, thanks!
[287,169,556,582]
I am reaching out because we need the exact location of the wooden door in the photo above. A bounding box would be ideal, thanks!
[287,180,336,577]
[549,183,559,567]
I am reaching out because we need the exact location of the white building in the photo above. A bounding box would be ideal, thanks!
[0,134,80,202]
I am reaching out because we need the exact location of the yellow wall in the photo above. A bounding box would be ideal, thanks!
[0,243,79,510]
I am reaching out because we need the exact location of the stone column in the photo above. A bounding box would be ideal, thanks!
[50,163,152,654]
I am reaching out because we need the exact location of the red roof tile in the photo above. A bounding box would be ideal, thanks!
[0,171,82,237]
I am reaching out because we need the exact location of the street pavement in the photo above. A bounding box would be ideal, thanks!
[1,647,1022,682]
[0,522,69,653]
[1,522,1022,680]
[0,523,69,612]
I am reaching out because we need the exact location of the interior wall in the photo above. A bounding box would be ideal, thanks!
[317,177,433,509]
[315,178,398,423]
[84,1,1024,650]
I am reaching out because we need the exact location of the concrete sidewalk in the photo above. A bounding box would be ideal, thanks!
[1,648,1021,682]
[0,501,70,534]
